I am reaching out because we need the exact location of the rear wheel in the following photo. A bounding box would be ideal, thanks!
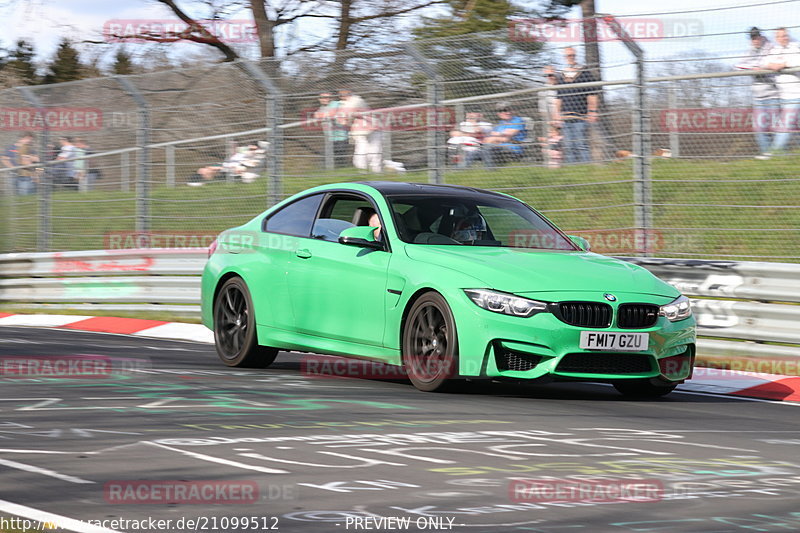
[402,292,459,392]
[614,380,677,398]
[213,277,277,368]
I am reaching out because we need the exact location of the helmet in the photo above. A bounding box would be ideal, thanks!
[451,212,487,243]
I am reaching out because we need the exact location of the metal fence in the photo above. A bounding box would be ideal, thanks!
[2,249,798,368]
[2,5,800,260]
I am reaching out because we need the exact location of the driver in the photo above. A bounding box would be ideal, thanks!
[359,207,383,241]
[451,212,488,243]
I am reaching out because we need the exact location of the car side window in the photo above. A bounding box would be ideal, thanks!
[314,195,374,242]
[263,194,323,237]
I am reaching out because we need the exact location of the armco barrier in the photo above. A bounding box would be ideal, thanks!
[0,250,798,363]
[0,249,206,318]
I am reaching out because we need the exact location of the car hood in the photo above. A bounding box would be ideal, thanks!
[403,245,677,297]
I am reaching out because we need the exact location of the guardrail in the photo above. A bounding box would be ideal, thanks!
[0,249,206,318]
[1,249,798,365]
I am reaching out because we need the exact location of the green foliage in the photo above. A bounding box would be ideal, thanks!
[413,0,519,39]
[411,1,545,99]
[112,48,135,76]
[5,39,39,85]
[43,39,84,84]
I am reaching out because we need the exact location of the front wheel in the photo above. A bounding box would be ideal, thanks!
[614,380,677,398]
[213,277,278,368]
[402,292,459,392]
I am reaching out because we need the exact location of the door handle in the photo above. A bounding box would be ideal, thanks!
[296,249,312,259]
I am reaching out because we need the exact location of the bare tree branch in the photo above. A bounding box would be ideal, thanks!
[349,0,444,23]
[154,0,240,61]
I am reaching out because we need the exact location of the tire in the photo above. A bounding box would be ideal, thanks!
[402,292,459,392]
[213,277,278,368]
[614,380,677,399]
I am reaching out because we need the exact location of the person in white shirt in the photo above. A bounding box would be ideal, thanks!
[762,27,800,155]
[447,112,493,167]
[737,27,779,159]
[56,137,79,187]
[339,89,383,173]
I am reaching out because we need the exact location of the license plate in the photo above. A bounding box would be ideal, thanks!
[580,331,648,351]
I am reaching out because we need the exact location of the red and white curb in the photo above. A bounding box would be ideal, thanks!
[1,313,798,402]
[0,312,213,344]
[680,368,800,402]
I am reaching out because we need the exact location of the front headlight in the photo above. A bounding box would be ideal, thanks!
[659,295,692,322]
[464,289,548,318]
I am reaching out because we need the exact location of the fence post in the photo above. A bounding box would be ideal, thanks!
[405,42,445,184]
[634,56,653,256]
[668,83,680,158]
[121,152,130,192]
[323,127,334,171]
[0,169,15,252]
[116,77,150,234]
[18,87,49,251]
[538,91,551,168]
[166,145,176,187]
[238,60,283,207]
[602,15,653,256]
[383,130,392,163]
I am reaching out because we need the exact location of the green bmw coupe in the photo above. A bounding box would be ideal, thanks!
[201,181,695,396]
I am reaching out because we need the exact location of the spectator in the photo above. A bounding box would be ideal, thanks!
[1,132,38,195]
[188,143,266,186]
[314,92,349,168]
[554,47,600,164]
[539,124,563,169]
[539,65,561,124]
[468,103,527,169]
[737,28,780,159]
[55,136,79,189]
[339,89,383,173]
[447,111,493,167]
[73,138,88,192]
[762,27,800,156]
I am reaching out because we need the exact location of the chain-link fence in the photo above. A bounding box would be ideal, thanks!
[2,6,800,260]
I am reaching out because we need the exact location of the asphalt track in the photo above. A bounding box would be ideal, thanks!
[1,326,800,533]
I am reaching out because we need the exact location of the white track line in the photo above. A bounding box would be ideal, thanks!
[0,499,122,533]
[146,441,290,474]
[0,457,93,484]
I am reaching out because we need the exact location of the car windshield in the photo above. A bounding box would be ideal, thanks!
[386,193,577,250]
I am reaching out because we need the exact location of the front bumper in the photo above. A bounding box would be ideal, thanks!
[452,292,696,383]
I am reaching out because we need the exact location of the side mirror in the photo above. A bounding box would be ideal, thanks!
[338,226,383,250]
[568,235,591,252]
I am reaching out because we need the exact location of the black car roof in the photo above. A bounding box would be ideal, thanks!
[356,181,510,199]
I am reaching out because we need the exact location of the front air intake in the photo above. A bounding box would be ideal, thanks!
[556,302,612,328]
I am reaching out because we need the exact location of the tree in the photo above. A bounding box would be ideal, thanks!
[111,47,135,75]
[5,39,39,85]
[43,38,83,84]
[111,1,446,62]
[411,1,545,98]
[414,0,519,38]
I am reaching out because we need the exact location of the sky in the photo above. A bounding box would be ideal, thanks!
[2,0,798,79]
